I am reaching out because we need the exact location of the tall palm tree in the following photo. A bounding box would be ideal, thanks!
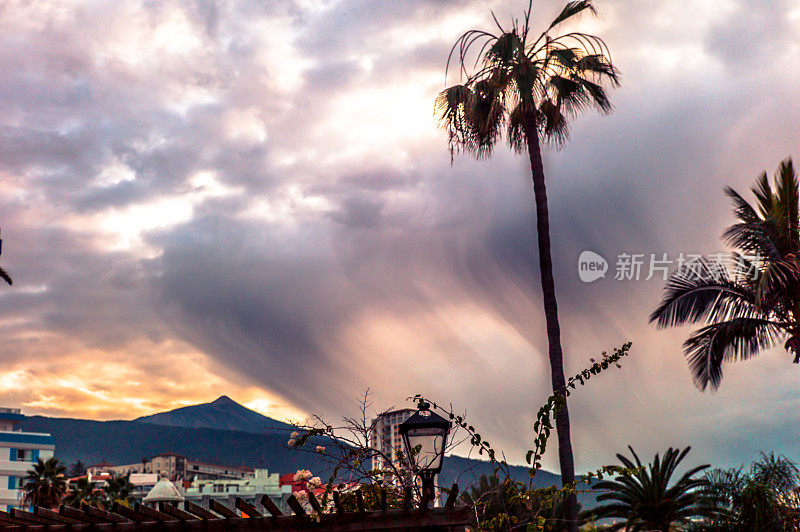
[435,2,619,528]
[581,446,712,531]
[22,457,67,509]
[651,158,800,390]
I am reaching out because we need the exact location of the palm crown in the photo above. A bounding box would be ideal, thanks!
[23,457,67,509]
[651,158,800,390]
[435,0,620,159]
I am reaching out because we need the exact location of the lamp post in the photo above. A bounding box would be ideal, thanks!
[398,403,450,507]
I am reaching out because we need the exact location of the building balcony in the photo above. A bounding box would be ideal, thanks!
[0,460,34,476]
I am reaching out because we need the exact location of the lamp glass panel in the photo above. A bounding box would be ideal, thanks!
[406,427,445,471]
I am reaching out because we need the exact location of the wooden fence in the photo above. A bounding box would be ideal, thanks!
[0,484,470,531]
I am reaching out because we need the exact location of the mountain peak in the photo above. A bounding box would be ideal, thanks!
[134,396,293,433]
[210,395,238,407]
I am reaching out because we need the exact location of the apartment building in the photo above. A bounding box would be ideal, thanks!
[0,408,55,512]
[370,409,415,474]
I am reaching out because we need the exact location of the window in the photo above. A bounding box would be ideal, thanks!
[16,449,34,461]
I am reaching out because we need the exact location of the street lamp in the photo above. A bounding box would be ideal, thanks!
[399,403,450,506]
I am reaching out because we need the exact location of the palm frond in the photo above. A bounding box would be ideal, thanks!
[444,30,498,82]
[485,31,525,67]
[650,257,760,328]
[576,53,620,83]
[774,158,799,252]
[537,98,569,147]
[754,256,800,308]
[683,318,784,391]
[547,75,587,115]
[467,78,507,158]
[547,46,580,69]
[752,170,774,219]
[507,103,527,153]
[722,186,784,260]
[576,76,612,113]
[548,0,597,31]
[0,266,11,286]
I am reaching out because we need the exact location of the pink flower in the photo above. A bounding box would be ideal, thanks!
[294,469,313,482]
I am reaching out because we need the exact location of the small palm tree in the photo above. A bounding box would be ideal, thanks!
[436,3,619,529]
[461,474,574,531]
[700,452,800,530]
[651,158,800,390]
[581,446,712,531]
[103,476,135,506]
[22,457,67,509]
[64,477,103,508]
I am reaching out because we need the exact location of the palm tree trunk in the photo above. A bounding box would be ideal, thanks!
[522,110,578,532]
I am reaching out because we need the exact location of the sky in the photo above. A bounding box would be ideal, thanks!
[0,0,799,474]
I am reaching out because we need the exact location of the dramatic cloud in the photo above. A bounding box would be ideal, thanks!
[1,0,799,474]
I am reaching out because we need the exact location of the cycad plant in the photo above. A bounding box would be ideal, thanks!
[651,158,800,390]
[581,446,712,531]
[436,3,619,528]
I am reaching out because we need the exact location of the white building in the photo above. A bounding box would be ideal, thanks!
[371,409,444,506]
[370,409,415,474]
[184,469,290,511]
[0,407,55,512]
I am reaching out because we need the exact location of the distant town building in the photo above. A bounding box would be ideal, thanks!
[128,473,159,500]
[184,469,290,511]
[370,409,415,475]
[91,452,253,481]
[0,407,55,512]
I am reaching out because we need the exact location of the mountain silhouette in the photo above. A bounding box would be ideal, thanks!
[134,396,295,433]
